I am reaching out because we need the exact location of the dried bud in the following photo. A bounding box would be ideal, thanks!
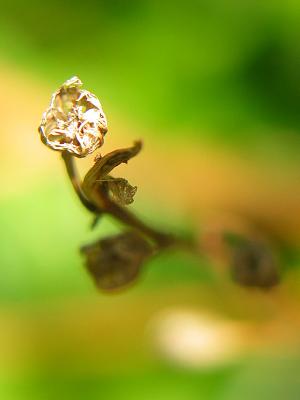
[39,76,107,157]
[81,231,153,291]
[230,239,280,289]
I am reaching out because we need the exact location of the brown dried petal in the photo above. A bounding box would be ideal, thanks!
[39,76,108,157]
[81,231,153,291]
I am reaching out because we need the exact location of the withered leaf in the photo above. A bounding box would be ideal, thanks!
[104,176,137,206]
[81,231,153,291]
[82,141,142,200]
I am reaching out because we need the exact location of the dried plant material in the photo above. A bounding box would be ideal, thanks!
[38,77,199,294]
[39,76,108,157]
[104,176,137,205]
[231,239,279,288]
[82,141,142,200]
[81,231,153,291]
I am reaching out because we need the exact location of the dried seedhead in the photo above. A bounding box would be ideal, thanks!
[81,231,153,291]
[230,238,279,289]
[39,76,108,157]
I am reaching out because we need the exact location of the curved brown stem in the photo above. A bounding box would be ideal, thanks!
[62,152,198,253]
[62,152,98,213]
[96,187,175,247]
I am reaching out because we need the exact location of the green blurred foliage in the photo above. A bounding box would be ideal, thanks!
[1,0,300,141]
[1,357,300,400]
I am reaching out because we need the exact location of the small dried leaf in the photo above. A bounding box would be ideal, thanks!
[230,239,279,288]
[81,231,153,291]
[103,176,137,205]
[82,141,142,199]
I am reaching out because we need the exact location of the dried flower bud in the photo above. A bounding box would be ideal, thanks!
[230,239,280,289]
[81,231,153,291]
[39,76,107,157]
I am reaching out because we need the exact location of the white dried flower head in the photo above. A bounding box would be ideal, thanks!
[39,76,108,157]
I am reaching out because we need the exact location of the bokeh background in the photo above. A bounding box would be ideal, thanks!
[0,0,300,399]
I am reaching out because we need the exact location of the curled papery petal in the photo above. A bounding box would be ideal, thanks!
[39,76,108,157]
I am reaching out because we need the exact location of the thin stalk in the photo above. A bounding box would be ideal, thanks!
[62,152,198,252]
[62,152,98,213]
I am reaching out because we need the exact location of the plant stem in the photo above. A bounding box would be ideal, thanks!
[62,152,98,213]
[62,152,197,252]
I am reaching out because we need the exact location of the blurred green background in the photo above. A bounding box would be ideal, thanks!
[0,0,300,399]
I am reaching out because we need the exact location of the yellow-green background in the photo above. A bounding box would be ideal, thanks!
[0,1,300,399]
